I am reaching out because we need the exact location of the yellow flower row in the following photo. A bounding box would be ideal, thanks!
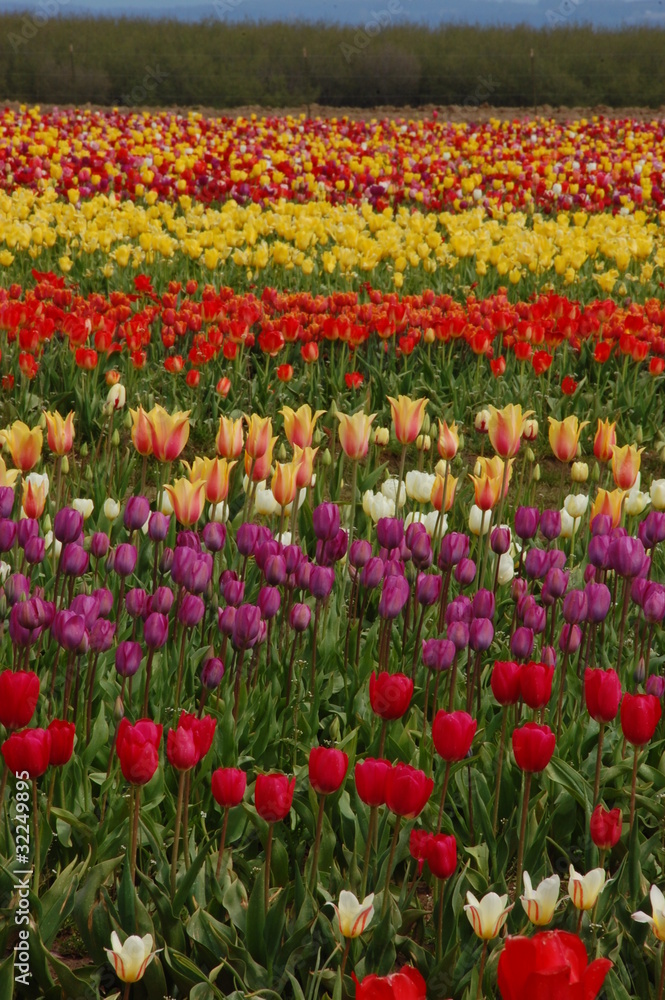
[0,188,663,292]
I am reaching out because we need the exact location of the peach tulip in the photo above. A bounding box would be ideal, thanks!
[245,436,276,483]
[164,478,206,527]
[44,410,75,456]
[611,444,644,491]
[293,445,318,489]
[271,460,299,508]
[244,414,273,461]
[185,457,236,505]
[0,456,19,489]
[22,477,47,518]
[488,404,533,459]
[476,456,513,498]
[216,416,244,459]
[590,487,625,528]
[548,416,589,463]
[469,470,503,511]
[281,404,325,449]
[431,473,458,513]
[147,405,190,463]
[593,418,616,464]
[1,421,43,472]
[337,411,376,461]
[437,419,459,461]
[129,406,154,457]
[387,395,428,445]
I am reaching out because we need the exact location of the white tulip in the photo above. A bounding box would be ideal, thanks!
[568,866,606,911]
[497,552,515,586]
[405,470,435,504]
[0,560,11,582]
[464,891,513,940]
[208,502,229,523]
[520,872,560,926]
[72,497,94,520]
[559,506,575,539]
[106,383,126,410]
[105,932,160,984]
[564,493,588,519]
[254,487,279,517]
[650,479,665,510]
[625,488,650,517]
[381,478,406,508]
[276,530,292,545]
[25,471,49,498]
[159,491,174,516]
[327,890,375,939]
[469,504,491,536]
[103,498,120,521]
[632,884,665,941]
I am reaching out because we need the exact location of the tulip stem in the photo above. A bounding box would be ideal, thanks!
[396,446,407,520]
[309,796,326,894]
[447,654,458,712]
[555,646,571,742]
[616,579,631,677]
[130,786,141,885]
[348,460,359,550]
[360,805,378,899]
[658,943,665,1000]
[215,807,230,878]
[437,762,451,834]
[32,778,40,897]
[381,815,402,917]
[378,720,388,758]
[122,983,131,1000]
[142,648,155,717]
[593,723,605,806]
[436,878,446,962]
[170,771,186,897]
[476,940,488,1000]
[514,771,532,905]
[340,938,351,982]
[85,651,100,743]
[0,760,8,828]
[629,745,639,831]
[264,822,274,913]
[492,707,508,835]
[174,627,188,713]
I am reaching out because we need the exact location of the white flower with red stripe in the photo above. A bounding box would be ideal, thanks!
[520,871,560,926]
[568,866,606,911]
[105,932,160,983]
[328,890,375,938]
[464,891,513,940]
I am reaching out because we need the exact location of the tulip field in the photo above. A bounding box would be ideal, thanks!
[4,107,665,1000]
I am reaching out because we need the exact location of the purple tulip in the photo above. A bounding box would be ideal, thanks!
[52,609,86,652]
[232,604,262,649]
[255,540,280,573]
[148,586,174,615]
[177,530,201,552]
[125,588,148,619]
[201,656,225,690]
[448,620,470,651]
[643,510,665,547]
[9,604,41,647]
[144,612,169,649]
[522,598,546,634]
[115,640,143,677]
[632,577,650,607]
[416,572,442,607]
[223,577,245,607]
[89,618,116,652]
[295,559,311,591]
[316,529,348,567]
[0,519,17,552]
[265,554,287,587]
[61,543,89,577]
[514,506,540,540]
[171,545,196,585]
[289,603,312,631]
[472,589,495,620]
[643,583,665,624]
[410,532,433,570]
[258,585,281,620]
[24,535,45,565]
[524,547,549,580]
[236,522,260,557]
[438,532,470,569]
[559,623,582,653]
[378,574,410,619]
[588,535,611,570]
[70,594,101,628]
[283,544,302,575]
[113,543,137,578]
[383,558,405,579]
[585,582,612,624]
[512,578,528,603]
[590,513,612,536]
[54,507,84,544]
[422,637,456,671]
[562,589,588,624]
[376,517,404,551]
[90,532,110,559]
[542,567,570,602]
[178,594,205,628]
[646,675,665,699]
[202,521,226,552]
[540,509,561,541]
[511,626,534,660]
[5,573,30,605]
[609,536,647,578]
[309,566,335,601]
[218,605,236,636]
[360,557,384,590]
[0,486,15,518]
[446,596,473,625]
[159,547,174,574]
[148,511,171,542]
[93,587,114,617]
[184,553,214,594]
[312,502,340,541]
[490,526,511,555]
[123,496,150,532]
[18,518,39,550]
[350,539,372,569]
[541,644,557,667]
[469,617,494,652]
[454,558,476,586]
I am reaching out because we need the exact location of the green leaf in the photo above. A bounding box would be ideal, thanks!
[245,865,267,966]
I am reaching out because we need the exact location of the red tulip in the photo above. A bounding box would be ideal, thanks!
[308,746,349,796]
[0,669,40,730]
[584,668,621,723]
[512,723,556,773]
[255,772,295,822]
[175,711,216,764]
[620,692,661,746]
[384,763,434,819]
[520,662,554,711]
[211,767,247,808]
[353,966,427,1000]
[2,727,51,777]
[47,719,75,766]
[491,661,522,706]
[166,726,198,772]
[425,833,457,880]
[355,757,392,807]
[116,718,162,785]
[497,930,611,1000]
[409,829,432,875]
[589,804,622,851]
[432,710,477,762]
[369,670,414,720]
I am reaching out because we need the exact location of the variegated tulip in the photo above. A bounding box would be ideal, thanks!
[611,444,644,491]
[488,404,533,459]
[281,404,325,449]
[105,932,160,983]
[216,416,244,459]
[464,891,513,940]
[1,421,43,472]
[568,866,606,911]
[548,416,589,463]
[328,890,375,938]
[590,487,625,528]
[164,478,206,527]
[431,473,458,513]
[594,418,616,464]
[520,872,560,926]
[129,406,154,457]
[244,414,273,460]
[147,405,190,463]
[271,460,299,508]
[437,419,459,461]
[44,410,75,456]
[632,885,665,941]
[338,411,376,461]
[245,436,277,483]
[293,445,318,489]
[387,395,428,445]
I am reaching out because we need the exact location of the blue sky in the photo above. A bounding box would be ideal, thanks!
[4,0,664,27]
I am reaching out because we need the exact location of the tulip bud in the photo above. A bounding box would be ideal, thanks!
[114,695,125,721]
[533,464,541,481]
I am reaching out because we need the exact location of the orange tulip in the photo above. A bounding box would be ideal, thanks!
[129,406,154,457]
[244,414,273,461]
[44,410,75,456]
[293,445,318,489]
[164,478,206,527]
[590,487,625,529]
[1,421,43,472]
[245,436,276,483]
[548,416,589,463]
[21,477,47,518]
[593,418,616,464]
[337,411,376,461]
[271,460,300,508]
[611,444,643,491]
[437,420,459,461]
[216,416,244,459]
[387,395,428,445]
[476,455,513,498]
[184,456,236,504]
[147,405,190,463]
[431,473,458,512]
[487,404,533,459]
[469,471,503,511]
[281,404,325,449]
